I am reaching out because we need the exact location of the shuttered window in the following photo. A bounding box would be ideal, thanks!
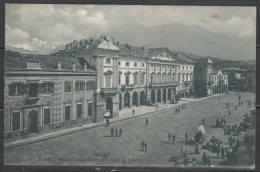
[75,82,85,91]
[86,81,95,90]
[9,83,25,96]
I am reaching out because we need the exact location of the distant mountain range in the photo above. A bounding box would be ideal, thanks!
[5,45,48,55]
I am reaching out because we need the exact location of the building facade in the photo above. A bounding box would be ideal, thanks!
[222,67,247,91]
[209,70,229,95]
[4,51,98,140]
[57,35,198,119]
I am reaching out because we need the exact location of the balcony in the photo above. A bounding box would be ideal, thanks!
[149,82,179,88]
[101,87,119,96]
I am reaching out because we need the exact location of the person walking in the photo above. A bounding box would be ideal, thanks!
[119,128,123,137]
[132,108,135,116]
[223,118,226,126]
[228,110,231,116]
[185,132,188,142]
[172,134,176,144]
[111,127,114,137]
[168,133,171,143]
[115,127,118,137]
[202,117,205,125]
[144,142,147,152]
[146,118,148,126]
[141,140,144,151]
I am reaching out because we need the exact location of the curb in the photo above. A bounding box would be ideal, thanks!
[5,96,216,149]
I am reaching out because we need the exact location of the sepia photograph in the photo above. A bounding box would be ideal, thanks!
[4,4,256,168]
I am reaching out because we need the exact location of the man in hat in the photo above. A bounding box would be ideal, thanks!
[115,127,118,137]
[146,118,148,126]
[185,132,188,142]
[172,134,176,144]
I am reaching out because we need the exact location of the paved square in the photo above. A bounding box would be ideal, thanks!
[4,92,255,167]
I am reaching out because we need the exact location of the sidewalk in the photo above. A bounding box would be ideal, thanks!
[5,94,219,149]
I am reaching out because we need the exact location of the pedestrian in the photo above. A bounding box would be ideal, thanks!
[132,108,135,116]
[185,132,188,142]
[141,140,144,151]
[221,146,224,159]
[168,133,171,143]
[217,146,220,158]
[219,95,220,100]
[194,144,200,154]
[115,127,118,137]
[223,118,226,126]
[202,117,205,125]
[144,142,147,151]
[238,101,241,106]
[146,118,148,126]
[119,128,123,137]
[106,118,109,127]
[111,127,114,137]
[175,108,177,114]
[228,110,231,116]
[181,146,183,155]
[172,134,176,144]
[216,118,219,128]
[202,152,207,165]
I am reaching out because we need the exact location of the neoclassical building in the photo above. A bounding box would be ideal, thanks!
[55,35,197,119]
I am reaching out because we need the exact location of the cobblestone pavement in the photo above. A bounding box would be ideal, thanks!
[4,92,255,167]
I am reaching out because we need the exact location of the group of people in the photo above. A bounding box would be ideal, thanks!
[110,127,123,137]
[168,133,176,144]
[225,102,231,108]
[181,103,186,109]
[175,107,181,114]
[216,118,226,128]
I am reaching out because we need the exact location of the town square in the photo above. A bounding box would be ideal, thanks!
[4,91,255,167]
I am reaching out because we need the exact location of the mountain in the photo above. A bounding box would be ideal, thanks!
[5,45,48,55]
[99,23,255,61]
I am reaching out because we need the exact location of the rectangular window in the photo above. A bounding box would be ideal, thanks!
[9,83,24,96]
[151,64,154,67]
[12,112,20,131]
[118,61,121,66]
[134,75,138,85]
[75,82,85,91]
[118,76,121,85]
[141,75,145,85]
[142,63,145,67]
[105,76,111,88]
[65,106,70,121]
[77,104,82,118]
[105,58,111,64]
[88,103,92,116]
[86,81,95,90]
[125,75,130,85]
[134,63,137,67]
[44,109,50,125]
[43,83,53,93]
[64,81,72,92]
[126,62,130,67]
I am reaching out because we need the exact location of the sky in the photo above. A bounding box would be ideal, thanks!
[5,4,256,60]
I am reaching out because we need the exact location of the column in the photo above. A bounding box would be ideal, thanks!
[96,56,101,90]
[121,96,124,110]
[146,62,150,84]
[161,91,163,103]
[175,66,178,83]
[180,73,183,84]
[166,89,169,103]
[154,64,156,83]
[100,57,104,88]
[129,95,133,108]
[160,64,162,83]
[116,58,119,87]
[154,91,157,104]
[137,93,140,107]
[112,57,117,87]
[165,64,167,83]
[170,65,173,83]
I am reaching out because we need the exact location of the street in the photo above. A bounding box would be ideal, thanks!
[4,92,255,167]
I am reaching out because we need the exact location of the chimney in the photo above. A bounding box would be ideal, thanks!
[57,61,61,70]
[73,63,76,71]
[84,62,88,71]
